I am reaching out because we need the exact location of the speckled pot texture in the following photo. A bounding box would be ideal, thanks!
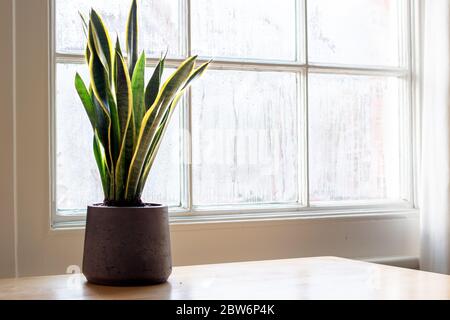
[82,204,172,286]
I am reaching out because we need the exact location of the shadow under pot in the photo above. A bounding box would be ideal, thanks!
[82,204,172,286]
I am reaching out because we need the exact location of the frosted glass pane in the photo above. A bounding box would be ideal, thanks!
[56,63,102,210]
[191,70,299,206]
[56,63,181,211]
[309,73,400,202]
[308,0,403,66]
[55,0,180,57]
[191,0,297,61]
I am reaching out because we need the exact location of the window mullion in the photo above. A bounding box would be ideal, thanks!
[399,0,414,205]
[296,0,306,64]
[298,70,309,207]
[410,0,422,209]
[299,0,309,207]
[180,0,193,212]
[179,0,191,57]
[54,52,409,75]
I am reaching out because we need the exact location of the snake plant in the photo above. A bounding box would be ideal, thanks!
[75,0,209,206]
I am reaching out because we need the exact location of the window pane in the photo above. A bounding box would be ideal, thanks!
[191,70,299,206]
[55,0,181,57]
[191,0,297,61]
[55,63,181,212]
[308,0,403,66]
[308,73,401,202]
[56,63,102,210]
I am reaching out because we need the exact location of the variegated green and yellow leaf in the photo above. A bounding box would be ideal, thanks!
[132,52,146,137]
[93,130,110,197]
[113,36,122,90]
[115,51,132,139]
[88,24,110,109]
[183,60,212,90]
[136,62,212,196]
[88,38,115,198]
[90,89,108,146]
[90,10,113,76]
[79,12,89,37]
[114,52,134,200]
[126,0,138,76]
[74,73,96,129]
[125,56,197,200]
[145,55,165,110]
[107,88,121,165]
[136,90,184,197]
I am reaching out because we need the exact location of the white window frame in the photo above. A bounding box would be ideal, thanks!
[51,0,420,229]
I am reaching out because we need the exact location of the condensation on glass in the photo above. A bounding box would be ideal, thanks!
[309,73,401,202]
[191,70,299,206]
[55,0,181,57]
[191,0,297,61]
[308,0,404,67]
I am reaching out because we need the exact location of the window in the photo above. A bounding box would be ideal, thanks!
[52,0,415,224]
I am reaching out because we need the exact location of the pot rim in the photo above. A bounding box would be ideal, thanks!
[88,203,167,209]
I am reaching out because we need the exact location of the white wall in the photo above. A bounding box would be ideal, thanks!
[0,0,16,279]
[0,0,421,278]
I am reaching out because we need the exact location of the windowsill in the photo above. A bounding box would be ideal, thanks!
[51,207,419,231]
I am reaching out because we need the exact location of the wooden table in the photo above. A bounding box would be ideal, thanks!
[0,257,449,300]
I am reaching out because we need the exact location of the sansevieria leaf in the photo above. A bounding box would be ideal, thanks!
[126,0,138,76]
[88,33,119,167]
[145,55,165,110]
[93,130,110,197]
[107,88,121,166]
[74,73,96,129]
[125,56,197,200]
[136,90,185,197]
[136,62,210,196]
[183,60,212,90]
[90,10,113,77]
[113,36,122,91]
[132,52,146,137]
[88,35,115,198]
[87,22,110,109]
[114,52,134,200]
[115,51,132,139]
[91,89,109,154]
[79,11,89,37]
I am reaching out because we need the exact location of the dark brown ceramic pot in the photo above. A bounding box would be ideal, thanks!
[82,204,172,286]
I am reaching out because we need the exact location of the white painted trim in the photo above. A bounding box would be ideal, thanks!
[55,52,411,76]
[52,200,416,228]
[53,206,418,230]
